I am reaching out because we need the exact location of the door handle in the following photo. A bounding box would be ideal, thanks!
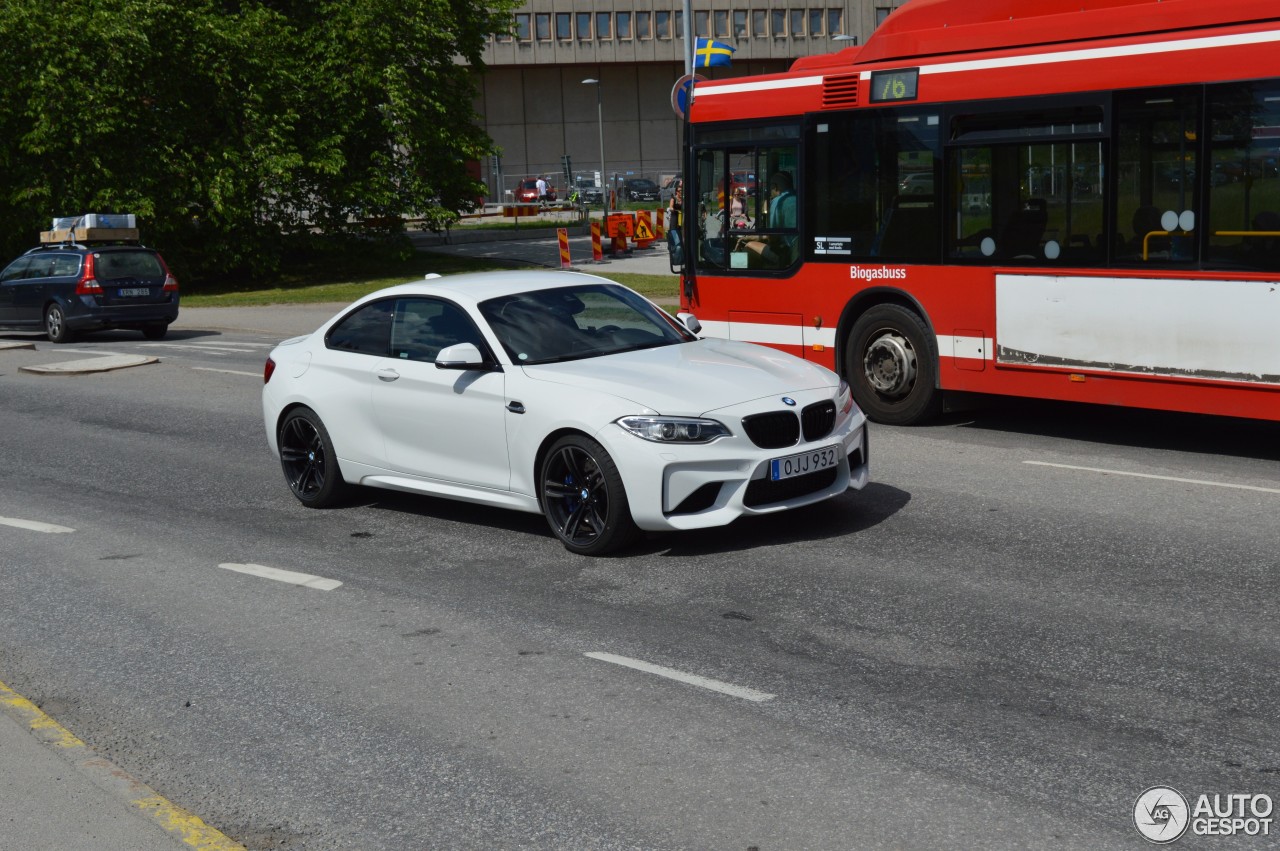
[506,400,526,414]
[375,368,400,382]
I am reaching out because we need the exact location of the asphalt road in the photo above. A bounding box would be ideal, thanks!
[1,315,1278,849]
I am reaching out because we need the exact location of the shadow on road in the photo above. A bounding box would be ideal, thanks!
[935,394,1280,462]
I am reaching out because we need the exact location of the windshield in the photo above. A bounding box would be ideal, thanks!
[480,283,695,365]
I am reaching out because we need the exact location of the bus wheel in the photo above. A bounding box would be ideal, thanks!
[847,304,941,425]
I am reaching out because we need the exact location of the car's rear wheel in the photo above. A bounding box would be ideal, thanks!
[278,407,348,508]
[44,304,73,343]
[540,435,640,556]
[141,323,168,340]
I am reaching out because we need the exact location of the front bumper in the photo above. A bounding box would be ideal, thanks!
[598,408,869,532]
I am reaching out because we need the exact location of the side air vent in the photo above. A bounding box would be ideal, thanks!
[822,73,859,109]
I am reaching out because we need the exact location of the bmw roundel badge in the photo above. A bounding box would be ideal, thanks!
[781,397,797,406]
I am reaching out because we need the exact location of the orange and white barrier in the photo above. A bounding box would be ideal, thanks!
[557,228,571,269]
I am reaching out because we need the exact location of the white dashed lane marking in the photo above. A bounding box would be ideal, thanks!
[1025,461,1280,494]
[0,516,75,534]
[193,367,260,377]
[218,563,342,591]
[585,652,776,702]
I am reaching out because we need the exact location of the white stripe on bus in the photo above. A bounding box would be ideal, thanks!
[700,321,991,362]
[697,28,1280,97]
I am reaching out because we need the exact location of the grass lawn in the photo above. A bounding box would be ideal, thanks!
[182,250,680,307]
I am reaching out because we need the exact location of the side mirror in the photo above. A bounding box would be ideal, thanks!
[667,228,684,272]
[435,342,491,370]
[676,312,702,335]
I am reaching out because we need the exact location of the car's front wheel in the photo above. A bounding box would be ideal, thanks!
[278,407,348,508]
[44,304,73,343]
[540,435,640,556]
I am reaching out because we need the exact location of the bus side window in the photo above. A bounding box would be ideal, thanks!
[947,104,1106,266]
[809,108,940,263]
[1114,88,1200,265]
[1205,81,1280,271]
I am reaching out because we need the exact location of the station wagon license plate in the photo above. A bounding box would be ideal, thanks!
[770,445,840,481]
[118,287,150,297]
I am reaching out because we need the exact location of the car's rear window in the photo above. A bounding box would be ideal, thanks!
[94,250,164,279]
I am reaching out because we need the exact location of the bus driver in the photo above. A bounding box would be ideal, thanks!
[738,171,797,267]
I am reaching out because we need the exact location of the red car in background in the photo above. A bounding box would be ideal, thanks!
[515,178,556,203]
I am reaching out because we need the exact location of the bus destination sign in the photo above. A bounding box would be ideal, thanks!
[869,68,919,103]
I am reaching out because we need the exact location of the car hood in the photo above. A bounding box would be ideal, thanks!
[519,338,835,415]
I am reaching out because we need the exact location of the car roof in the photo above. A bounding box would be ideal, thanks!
[356,270,624,310]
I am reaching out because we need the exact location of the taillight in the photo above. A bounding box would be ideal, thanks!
[264,356,276,384]
[157,254,179,291]
[75,253,102,295]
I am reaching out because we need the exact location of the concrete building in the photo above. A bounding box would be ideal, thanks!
[472,1,905,200]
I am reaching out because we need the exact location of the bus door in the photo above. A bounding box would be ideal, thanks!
[689,125,802,343]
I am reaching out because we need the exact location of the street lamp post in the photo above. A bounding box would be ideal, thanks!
[582,78,607,214]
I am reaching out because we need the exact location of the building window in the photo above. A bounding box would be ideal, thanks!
[636,11,652,39]
[809,9,824,36]
[535,13,550,40]
[596,12,611,39]
[515,13,531,41]
[791,9,806,36]
[714,10,729,38]
[618,11,632,40]
[556,12,571,40]
[734,10,748,39]
[695,10,709,38]
[577,12,591,40]
[827,8,843,36]
[656,10,670,38]
[752,9,767,37]
[675,10,684,38]
[495,21,512,43]
[772,9,786,36]
[876,7,892,27]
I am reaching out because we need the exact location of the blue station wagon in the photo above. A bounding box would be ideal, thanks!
[0,243,179,343]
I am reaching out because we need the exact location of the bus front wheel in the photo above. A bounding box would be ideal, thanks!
[846,304,941,425]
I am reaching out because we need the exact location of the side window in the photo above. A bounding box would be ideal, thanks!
[24,255,56,279]
[327,299,394,356]
[1,257,31,283]
[1205,81,1280,270]
[947,104,1105,265]
[1114,89,1200,265]
[50,254,82,277]
[810,108,940,263]
[389,298,484,363]
[693,133,799,272]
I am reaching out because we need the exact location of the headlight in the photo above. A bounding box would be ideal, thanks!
[837,379,856,415]
[616,416,731,444]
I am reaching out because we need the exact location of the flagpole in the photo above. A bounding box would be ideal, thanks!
[680,0,695,301]
[682,0,693,76]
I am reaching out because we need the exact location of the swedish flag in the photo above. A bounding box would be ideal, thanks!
[694,38,735,68]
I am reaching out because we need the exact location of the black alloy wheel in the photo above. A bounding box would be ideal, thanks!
[540,435,640,556]
[278,407,347,508]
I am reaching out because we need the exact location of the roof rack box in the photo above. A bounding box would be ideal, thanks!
[51,213,137,230]
[41,227,141,243]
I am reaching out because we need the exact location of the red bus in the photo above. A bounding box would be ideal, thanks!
[675,0,1280,424]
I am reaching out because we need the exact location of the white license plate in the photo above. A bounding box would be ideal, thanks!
[770,445,840,481]
[118,287,150,297]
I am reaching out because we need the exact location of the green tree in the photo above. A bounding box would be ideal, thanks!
[0,0,516,284]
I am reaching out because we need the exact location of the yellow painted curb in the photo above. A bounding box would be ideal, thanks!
[0,678,245,850]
